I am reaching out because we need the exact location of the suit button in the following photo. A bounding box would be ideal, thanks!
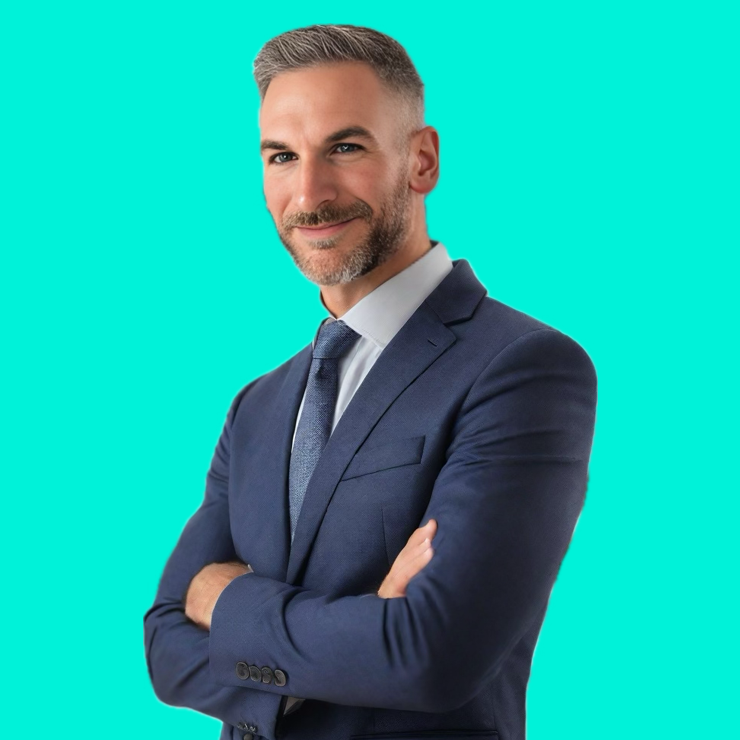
[274,669,287,687]
[249,665,261,682]
[235,662,250,680]
[242,734,254,740]
[261,666,274,684]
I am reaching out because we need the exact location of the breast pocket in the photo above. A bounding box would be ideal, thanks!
[341,435,425,481]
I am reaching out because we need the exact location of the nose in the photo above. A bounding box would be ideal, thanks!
[293,155,339,213]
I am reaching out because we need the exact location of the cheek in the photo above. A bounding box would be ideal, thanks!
[346,157,402,206]
[343,161,385,193]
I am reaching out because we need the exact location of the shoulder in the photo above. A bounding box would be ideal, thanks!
[464,294,596,383]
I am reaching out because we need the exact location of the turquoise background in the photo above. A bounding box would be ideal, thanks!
[2,1,737,737]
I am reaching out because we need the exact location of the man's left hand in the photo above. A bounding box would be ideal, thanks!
[185,561,253,630]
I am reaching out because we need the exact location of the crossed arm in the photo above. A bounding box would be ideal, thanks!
[184,519,438,630]
[144,476,435,734]
[144,391,438,735]
[183,522,436,716]
[144,328,596,735]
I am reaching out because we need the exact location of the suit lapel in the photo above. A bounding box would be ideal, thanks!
[285,259,487,584]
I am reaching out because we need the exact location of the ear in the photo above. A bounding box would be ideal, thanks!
[409,126,440,196]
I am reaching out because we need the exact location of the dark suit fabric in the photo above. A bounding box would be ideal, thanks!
[144,258,598,740]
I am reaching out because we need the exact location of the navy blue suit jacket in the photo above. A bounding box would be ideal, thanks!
[144,258,597,740]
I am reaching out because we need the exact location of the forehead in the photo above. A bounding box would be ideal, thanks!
[259,62,397,143]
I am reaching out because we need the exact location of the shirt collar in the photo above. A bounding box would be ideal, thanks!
[316,240,453,349]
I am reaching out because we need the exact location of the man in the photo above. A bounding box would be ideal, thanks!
[144,24,597,740]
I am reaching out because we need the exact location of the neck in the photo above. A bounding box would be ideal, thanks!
[320,223,432,318]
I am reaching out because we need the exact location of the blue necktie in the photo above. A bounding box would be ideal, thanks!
[289,319,360,543]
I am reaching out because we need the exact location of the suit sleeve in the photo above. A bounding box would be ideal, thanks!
[143,382,287,738]
[208,328,598,713]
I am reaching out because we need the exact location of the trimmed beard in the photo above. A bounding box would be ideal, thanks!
[276,168,411,286]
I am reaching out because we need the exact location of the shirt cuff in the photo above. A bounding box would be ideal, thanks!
[283,696,305,715]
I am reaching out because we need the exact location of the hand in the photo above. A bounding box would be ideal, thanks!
[377,519,437,598]
[184,561,253,630]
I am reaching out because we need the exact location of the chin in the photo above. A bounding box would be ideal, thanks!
[303,249,374,286]
[299,254,349,285]
[280,228,375,286]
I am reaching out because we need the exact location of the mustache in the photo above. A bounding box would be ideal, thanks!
[282,201,373,229]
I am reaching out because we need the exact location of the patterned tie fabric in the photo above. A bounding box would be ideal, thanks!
[289,319,360,543]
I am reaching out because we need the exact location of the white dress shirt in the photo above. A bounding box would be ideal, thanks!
[292,240,453,450]
[283,240,453,716]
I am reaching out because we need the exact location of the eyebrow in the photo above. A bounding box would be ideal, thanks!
[260,125,378,153]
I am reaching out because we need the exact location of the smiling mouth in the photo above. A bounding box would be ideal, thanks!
[294,218,359,240]
[296,218,356,231]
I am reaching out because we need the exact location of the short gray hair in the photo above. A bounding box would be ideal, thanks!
[253,24,425,135]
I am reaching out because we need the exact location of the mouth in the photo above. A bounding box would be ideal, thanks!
[295,218,358,239]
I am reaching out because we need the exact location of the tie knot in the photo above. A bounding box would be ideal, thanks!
[313,320,359,360]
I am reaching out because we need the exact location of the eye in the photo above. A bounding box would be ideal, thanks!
[268,152,296,165]
[334,143,362,154]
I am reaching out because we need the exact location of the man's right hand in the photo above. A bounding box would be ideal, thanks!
[377,519,437,598]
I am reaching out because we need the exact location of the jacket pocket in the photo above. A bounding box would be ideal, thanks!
[341,435,425,480]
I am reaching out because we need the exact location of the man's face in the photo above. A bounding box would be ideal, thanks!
[259,62,413,286]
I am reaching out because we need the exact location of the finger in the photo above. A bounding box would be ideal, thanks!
[385,541,430,592]
[408,539,434,567]
[395,533,425,564]
[392,550,433,595]
[385,545,434,598]
[416,519,437,544]
[393,533,433,573]
[405,519,438,550]
[395,544,434,587]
